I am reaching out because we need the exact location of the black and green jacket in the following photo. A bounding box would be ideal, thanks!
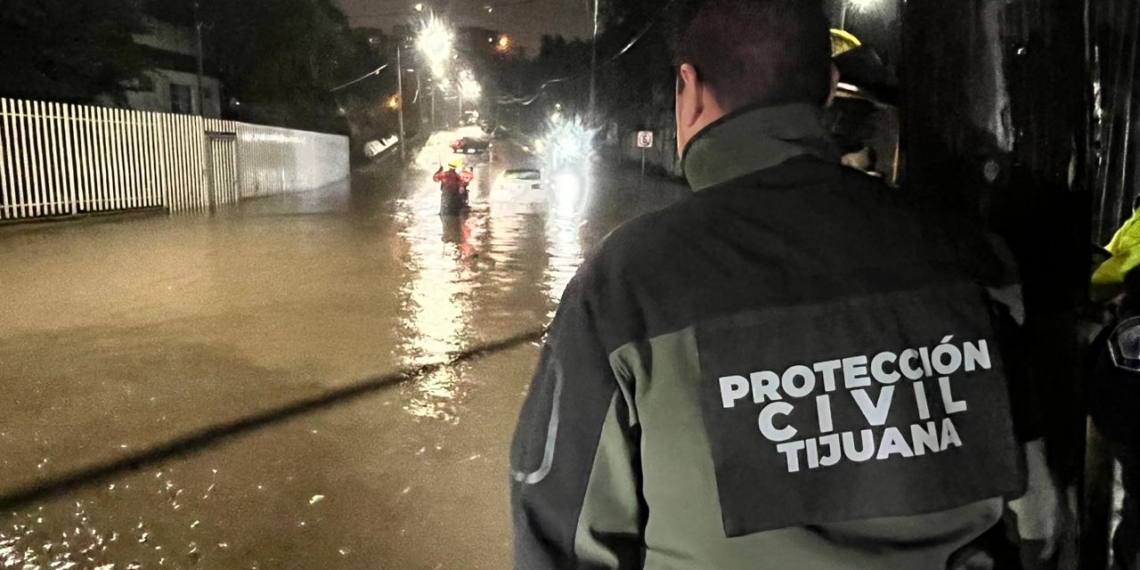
[510,104,1033,569]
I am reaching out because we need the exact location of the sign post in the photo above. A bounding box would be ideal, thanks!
[637,130,654,189]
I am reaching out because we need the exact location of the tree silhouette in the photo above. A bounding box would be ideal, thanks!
[0,0,149,104]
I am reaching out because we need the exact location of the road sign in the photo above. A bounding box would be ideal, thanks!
[637,131,653,189]
[637,131,654,149]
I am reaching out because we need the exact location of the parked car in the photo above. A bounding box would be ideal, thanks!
[451,137,490,155]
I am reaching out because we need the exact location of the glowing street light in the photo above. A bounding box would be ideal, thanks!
[458,70,482,101]
[417,13,453,129]
[542,115,597,169]
[495,34,513,54]
[416,13,454,79]
[414,3,424,12]
[386,94,401,111]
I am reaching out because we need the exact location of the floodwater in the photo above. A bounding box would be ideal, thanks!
[0,129,683,569]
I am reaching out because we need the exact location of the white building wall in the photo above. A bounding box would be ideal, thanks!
[125,70,222,118]
[121,19,223,119]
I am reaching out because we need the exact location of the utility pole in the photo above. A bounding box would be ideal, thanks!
[430,87,436,128]
[588,0,600,121]
[193,1,206,117]
[397,45,407,162]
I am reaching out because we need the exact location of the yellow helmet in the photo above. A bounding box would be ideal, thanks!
[830,29,862,58]
[447,158,462,169]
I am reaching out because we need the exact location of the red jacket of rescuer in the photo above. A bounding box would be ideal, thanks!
[433,168,461,193]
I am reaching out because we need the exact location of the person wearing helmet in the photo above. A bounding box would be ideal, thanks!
[459,166,475,203]
[434,159,470,215]
[1089,201,1140,570]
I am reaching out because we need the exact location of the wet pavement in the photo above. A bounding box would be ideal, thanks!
[0,129,684,569]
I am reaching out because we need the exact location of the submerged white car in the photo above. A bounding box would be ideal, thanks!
[495,169,545,205]
[491,167,588,216]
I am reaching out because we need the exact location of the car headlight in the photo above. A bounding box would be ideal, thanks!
[554,172,581,200]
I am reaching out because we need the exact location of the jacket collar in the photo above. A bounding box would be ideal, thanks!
[681,103,841,192]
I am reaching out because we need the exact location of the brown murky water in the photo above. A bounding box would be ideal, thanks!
[0,130,683,569]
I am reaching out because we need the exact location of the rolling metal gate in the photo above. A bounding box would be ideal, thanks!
[205,124,239,209]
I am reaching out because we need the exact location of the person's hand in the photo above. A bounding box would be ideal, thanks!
[947,547,994,570]
[1007,439,1065,567]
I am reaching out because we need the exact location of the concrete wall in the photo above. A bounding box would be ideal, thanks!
[235,123,351,197]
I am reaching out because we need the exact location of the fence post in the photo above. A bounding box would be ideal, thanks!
[43,103,58,216]
[29,100,45,217]
[63,104,78,215]
[0,99,10,220]
[12,100,29,219]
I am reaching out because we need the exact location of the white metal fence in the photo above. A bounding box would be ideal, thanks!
[0,98,349,221]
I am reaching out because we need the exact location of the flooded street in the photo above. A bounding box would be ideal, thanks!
[0,130,683,569]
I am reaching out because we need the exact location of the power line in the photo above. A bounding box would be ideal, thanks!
[498,0,679,106]
[330,64,390,93]
[350,0,548,20]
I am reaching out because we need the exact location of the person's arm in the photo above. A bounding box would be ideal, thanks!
[983,235,1064,567]
[433,168,445,182]
[510,276,643,570]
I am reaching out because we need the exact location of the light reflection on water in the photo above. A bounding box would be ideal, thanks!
[544,213,584,316]
[0,468,224,570]
[395,137,589,421]
[395,181,477,423]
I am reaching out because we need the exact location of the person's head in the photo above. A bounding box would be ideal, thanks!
[448,159,462,170]
[673,0,833,153]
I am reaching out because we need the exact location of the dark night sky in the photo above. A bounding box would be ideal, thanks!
[334,0,593,54]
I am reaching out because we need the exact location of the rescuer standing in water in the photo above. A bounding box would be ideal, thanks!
[434,159,473,216]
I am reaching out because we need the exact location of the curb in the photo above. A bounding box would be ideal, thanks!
[0,207,168,231]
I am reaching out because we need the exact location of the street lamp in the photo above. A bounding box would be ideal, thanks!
[417,13,454,128]
[458,70,482,101]
[495,34,513,54]
[417,14,454,79]
[458,69,481,123]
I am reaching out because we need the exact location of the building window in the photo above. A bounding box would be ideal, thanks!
[171,83,193,115]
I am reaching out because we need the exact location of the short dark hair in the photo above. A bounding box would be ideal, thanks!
[673,0,832,110]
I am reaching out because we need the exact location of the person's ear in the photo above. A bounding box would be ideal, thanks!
[676,63,704,154]
[677,64,704,131]
[826,63,841,108]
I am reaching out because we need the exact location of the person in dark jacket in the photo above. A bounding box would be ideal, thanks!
[1089,205,1140,570]
[510,1,1059,568]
